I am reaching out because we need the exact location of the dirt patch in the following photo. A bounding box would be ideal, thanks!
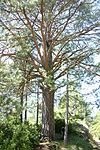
[33,142,61,150]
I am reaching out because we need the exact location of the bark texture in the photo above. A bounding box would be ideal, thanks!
[36,85,39,127]
[20,84,24,123]
[20,93,23,123]
[25,92,27,121]
[42,87,55,140]
[64,73,69,145]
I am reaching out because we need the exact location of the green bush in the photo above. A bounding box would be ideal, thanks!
[0,120,40,150]
[55,118,65,134]
[55,119,78,135]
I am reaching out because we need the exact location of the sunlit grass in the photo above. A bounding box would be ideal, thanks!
[57,133,97,150]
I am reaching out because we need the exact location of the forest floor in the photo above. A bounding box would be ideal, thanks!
[33,122,100,150]
[33,137,100,150]
[33,142,68,150]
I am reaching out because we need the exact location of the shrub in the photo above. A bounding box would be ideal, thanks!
[55,118,77,135]
[55,118,65,134]
[0,119,40,150]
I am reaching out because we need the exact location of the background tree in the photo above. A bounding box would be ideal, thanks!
[55,86,91,122]
[64,72,69,145]
[0,61,21,120]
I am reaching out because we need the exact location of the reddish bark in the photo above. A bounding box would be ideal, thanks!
[42,87,55,140]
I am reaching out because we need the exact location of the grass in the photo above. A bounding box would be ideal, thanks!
[67,133,94,150]
[57,133,99,150]
[36,122,100,150]
[35,133,99,150]
[56,126,99,150]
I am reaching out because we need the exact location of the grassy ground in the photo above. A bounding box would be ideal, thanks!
[57,133,99,150]
[34,133,99,150]
[34,122,100,150]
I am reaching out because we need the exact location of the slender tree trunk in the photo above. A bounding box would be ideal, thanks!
[25,91,27,121]
[42,87,55,140]
[20,92,23,123]
[64,72,69,145]
[36,82,39,127]
[20,84,24,123]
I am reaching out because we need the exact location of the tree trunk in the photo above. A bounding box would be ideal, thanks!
[64,73,69,145]
[20,84,24,123]
[36,83,39,127]
[25,91,27,121]
[42,87,55,140]
[20,92,23,123]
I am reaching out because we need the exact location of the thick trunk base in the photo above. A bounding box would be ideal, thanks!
[42,88,55,140]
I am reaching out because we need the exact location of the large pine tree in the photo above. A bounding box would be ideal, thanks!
[0,0,100,139]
